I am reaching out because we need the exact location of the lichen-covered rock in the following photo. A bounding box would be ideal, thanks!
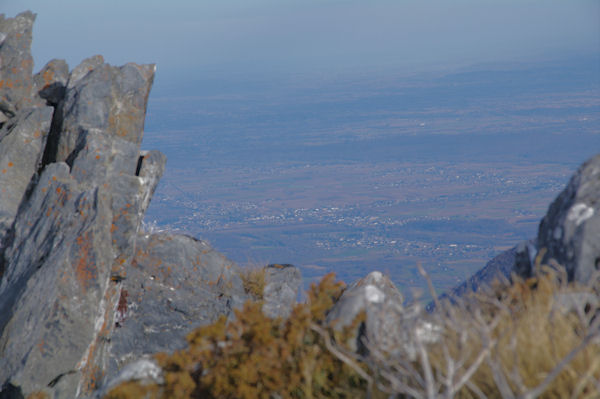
[32,58,69,105]
[0,12,161,395]
[0,162,116,398]
[54,57,155,164]
[0,11,36,121]
[0,105,52,243]
[105,232,248,381]
[536,154,600,283]
[262,263,302,318]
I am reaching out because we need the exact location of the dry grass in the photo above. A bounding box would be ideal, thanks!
[370,265,600,398]
[240,265,267,300]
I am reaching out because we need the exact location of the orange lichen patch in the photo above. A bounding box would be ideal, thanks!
[74,232,97,292]
[52,176,57,181]
[11,67,17,74]
[21,59,33,70]
[110,223,117,233]
[37,338,49,356]
[1,169,6,174]
[7,162,13,167]
[95,155,101,160]
[33,130,41,138]
[56,187,62,194]
[125,203,131,208]
[15,33,22,39]
[42,69,54,86]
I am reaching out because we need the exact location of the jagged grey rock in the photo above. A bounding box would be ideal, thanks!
[0,105,52,242]
[0,162,116,398]
[105,233,248,381]
[262,263,302,318]
[32,59,69,105]
[0,11,36,121]
[55,57,155,164]
[0,13,161,395]
[536,154,600,283]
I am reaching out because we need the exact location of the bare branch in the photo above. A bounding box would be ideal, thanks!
[309,323,373,389]
[418,262,441,310]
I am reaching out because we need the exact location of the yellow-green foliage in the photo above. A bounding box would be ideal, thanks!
[415,270,600,398]
[240,266,267,300]
[107,273,371,399]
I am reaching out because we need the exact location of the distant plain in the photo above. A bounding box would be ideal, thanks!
[143,56,599,296]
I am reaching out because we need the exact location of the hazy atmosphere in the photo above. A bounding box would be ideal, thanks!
[4,0,600,78]
[4,1,599,293]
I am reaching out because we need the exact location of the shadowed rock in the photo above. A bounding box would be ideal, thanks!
[32,59,69,106]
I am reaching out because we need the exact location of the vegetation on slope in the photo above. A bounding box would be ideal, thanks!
[107,265,599,398]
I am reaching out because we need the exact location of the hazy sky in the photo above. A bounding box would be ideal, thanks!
[3,0,599,79]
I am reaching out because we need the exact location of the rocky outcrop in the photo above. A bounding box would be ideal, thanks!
[0,12,248,398]
[107,233,248,379]
[533,154,600,283]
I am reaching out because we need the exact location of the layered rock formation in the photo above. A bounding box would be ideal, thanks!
[0,12,259,398]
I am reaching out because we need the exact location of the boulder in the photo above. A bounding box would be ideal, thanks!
[535,154,600,283]
[262,263,302,318]
[326,271,406,355]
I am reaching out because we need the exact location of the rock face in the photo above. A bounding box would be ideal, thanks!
[534,154,600,283]
[107,233,248,379]
[0,12,249,398]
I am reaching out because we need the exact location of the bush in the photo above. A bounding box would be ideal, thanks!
[107,268,599,398]
[370,267,600,398]
[107,273,374,399]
